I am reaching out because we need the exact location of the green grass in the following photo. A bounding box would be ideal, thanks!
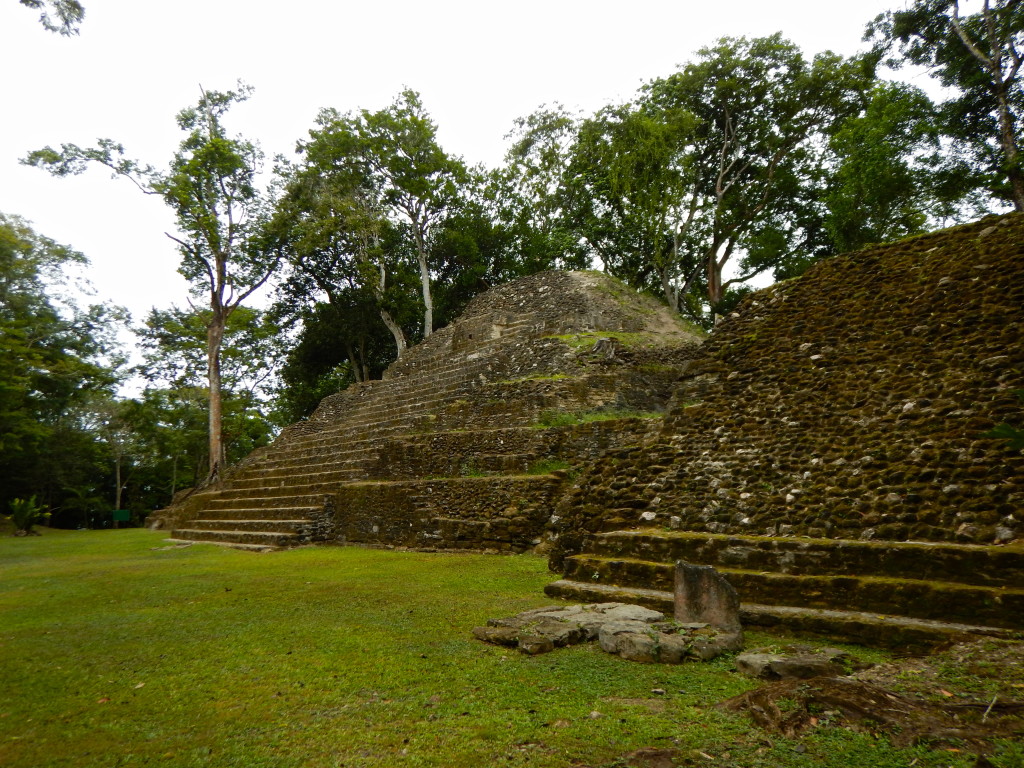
[534,408,662,428]
[0,529,993,768]
[545,331,655,350]
[525,459,573,476]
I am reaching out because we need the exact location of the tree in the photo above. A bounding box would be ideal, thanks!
[25,84,283,479]
[134,305,281,475]
[560,102,698,311]
[136,305,285,409]
[358,90,467,339]
[823,81,976,252]
[0,213,124,522]
[275,89,473,369]
[490,106,591,275]
[275,118,417,358]
[18,0,83,35]
[868,0,1024,210]
[643,36,870,311]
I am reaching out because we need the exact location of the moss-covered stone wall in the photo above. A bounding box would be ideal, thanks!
[334,475,565,552]
[551,215,1024,563]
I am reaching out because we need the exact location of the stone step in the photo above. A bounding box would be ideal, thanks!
[164,538,280,553]
[562,554,1024,630]
[191,506,319,521]
[236,454,370,475]
[190,519,311,532]
[205,494,326,510]
[227,469,358,490]
[583,529,1024,589]
[170,528,303,548]
[542,579,1016,652]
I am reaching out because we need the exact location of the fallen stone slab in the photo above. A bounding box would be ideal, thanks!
[736,645,866,680]
[473,602,743,662]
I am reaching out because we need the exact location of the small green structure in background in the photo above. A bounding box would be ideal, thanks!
[112,509,131,528]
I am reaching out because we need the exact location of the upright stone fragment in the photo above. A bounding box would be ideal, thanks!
[674,561,742,634]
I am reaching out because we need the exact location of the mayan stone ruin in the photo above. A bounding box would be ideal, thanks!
[161,214,1024,648]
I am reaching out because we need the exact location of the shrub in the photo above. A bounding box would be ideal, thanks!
[7,496,49,536]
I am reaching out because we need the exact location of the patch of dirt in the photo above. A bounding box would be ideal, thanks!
[854,637,1024,705]
[718,637,1024,752]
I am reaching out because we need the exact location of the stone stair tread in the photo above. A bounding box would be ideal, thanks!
[174,528,300,537]
[164,538,280,552]
[192,520,311,528]
[585,529,1024,588]
[543,579,1018,648]
[566,553,1024,593]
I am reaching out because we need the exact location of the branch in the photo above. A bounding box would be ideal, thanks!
[951,0,997,70]
[229,249,284,311]
[166,232,216,290]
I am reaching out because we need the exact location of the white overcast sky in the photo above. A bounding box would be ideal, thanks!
[1,0,915,324]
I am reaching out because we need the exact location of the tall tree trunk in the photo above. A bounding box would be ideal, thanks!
[114,454,122,528]
[659,262,679,312]
[411,221,433,338]
[416,250,433,338]
[367,242,407,357]
[206,314,226,478]
[995,92,1024,210]
[379,308,407,357]
[707,254,724,307]
[950,0,1024,210]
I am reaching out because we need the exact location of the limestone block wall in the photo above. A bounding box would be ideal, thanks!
[550,215,1024,565]
[333,475,565,552]
[369,420,656,480]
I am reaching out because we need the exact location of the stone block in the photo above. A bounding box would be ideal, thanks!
[674,561,742,633]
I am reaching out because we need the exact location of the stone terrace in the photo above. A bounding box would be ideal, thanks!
[162,271,702,552]
[546,214,1024,647]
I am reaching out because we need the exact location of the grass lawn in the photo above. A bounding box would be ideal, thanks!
[0,529,1005,767]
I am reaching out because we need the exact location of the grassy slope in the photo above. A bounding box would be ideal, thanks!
[0,530,997,768]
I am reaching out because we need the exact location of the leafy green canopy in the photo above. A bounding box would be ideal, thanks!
[867,0,1024,210]
[270,89,543,416]
[0,213,125,524]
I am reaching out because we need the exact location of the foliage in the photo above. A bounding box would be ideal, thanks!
[867,0,1024,210]
[561,100,698,311]
[525,458,572,475]
[536,408,661,428]
[136,304,285,407]
[272,89,533,410]
[0,213,125,525]
[489,105,592,274]
[500,36,894,324]
[641,36,873,311]
[5,496,48,534]
[18,0,83,35]
[822,81,978,252]
[279,88,468,353]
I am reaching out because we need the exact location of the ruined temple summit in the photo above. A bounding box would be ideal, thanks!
[165,215,1024,647]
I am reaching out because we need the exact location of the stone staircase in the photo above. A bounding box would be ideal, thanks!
[545,529,1024,650]
[162,271,701,551]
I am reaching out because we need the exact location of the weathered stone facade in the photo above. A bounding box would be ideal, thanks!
[545,214,1024,646]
